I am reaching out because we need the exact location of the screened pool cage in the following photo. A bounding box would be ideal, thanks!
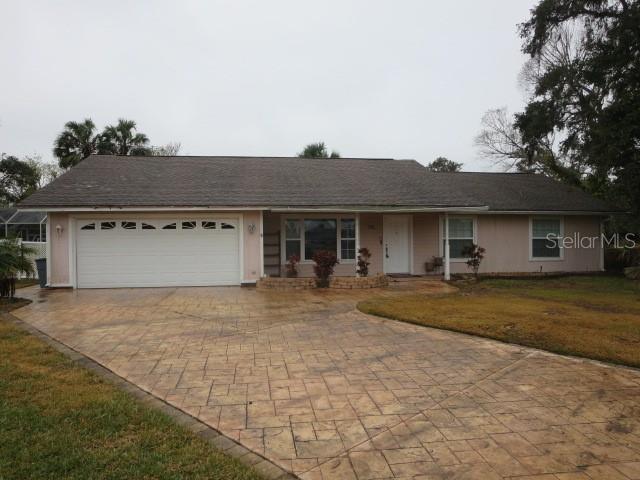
[0,208,47,242]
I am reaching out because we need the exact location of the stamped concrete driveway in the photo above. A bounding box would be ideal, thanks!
[14,282,640,480]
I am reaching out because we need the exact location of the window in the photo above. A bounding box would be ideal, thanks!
[443,217,474,259]
[101,221,116,230]
[285,219,301,260]
[304,219,337,260]
[340,219,356,260]
[202,221,216,229]
[531,218,562,259]
[80,222,95,231]
[121,221,137,230]
[182,221,197,230]
[162,222,177,230]
[220,222,235,230]
[141,222,156,230]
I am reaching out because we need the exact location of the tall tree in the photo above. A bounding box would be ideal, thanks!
[0,156,39,204]
[515,0,640,230]
[149,142,181,156]
[53,118,102,169]
[24,155,63,189]
[100,119,150,156]
[426,157,463,172]
[298,142,340,158]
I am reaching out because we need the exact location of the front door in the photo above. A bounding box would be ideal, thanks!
[383,215,411,274]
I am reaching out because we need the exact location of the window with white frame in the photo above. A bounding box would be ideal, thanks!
[285,219,302,260]
[531,218,562,259]
[283,217,356,262]
[340,219,356,260]
[442,217,475,259]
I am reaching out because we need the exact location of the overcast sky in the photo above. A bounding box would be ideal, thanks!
[1,0,535,171]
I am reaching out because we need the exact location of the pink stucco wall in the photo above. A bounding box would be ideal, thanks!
[48,212,71,286]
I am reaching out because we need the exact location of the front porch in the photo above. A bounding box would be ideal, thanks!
[261,211,454,279]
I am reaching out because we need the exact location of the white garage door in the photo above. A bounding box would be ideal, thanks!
[76,218,240,288]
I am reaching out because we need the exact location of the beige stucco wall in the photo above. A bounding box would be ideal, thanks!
[48,212,71,286]
[242,210,261,282]
[456,214,602,275]
[47,210,603,287]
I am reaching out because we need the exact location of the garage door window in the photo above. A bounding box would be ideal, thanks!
[182,221,197,230]
[141,222,156,230]
[101,221,116,230]
[202,221,216,229]
[80,222,95,231]
[121,221,137,230]
[162,222,177,230]
[221,222,235,230]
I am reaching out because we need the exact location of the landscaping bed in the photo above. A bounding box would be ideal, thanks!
[257,274,389,290]
[358,275,640,368]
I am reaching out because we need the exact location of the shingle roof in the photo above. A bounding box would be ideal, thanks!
[17,155,616,213]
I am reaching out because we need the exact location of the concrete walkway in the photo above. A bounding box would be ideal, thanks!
[14,282,640,480]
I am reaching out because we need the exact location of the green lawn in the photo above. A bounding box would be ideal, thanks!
[0,311,264,480]
[359,275,640,367]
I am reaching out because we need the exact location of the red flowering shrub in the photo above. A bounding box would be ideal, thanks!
[312,250,338,287]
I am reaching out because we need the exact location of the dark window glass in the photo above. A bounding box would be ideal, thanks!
[221,222,235,230]
[444,239,475,259]
[162,222,177,230]
[81,223,96,231]
[202,221,216,229]
[101,221,116,230]
[532,238,560,258]
[182,221,197,230]
[286,240,301,259]
[121,221,136,230]
[304,219,336,260]
[141,222,156,230]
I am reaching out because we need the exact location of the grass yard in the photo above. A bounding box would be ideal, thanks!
[0,313,263,480]
[359,275,640,368]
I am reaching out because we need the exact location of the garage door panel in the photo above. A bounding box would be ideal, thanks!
[76,217,241,288]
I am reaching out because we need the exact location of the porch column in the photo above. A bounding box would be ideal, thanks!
[444,213,451,280]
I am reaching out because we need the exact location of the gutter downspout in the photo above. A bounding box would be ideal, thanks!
[444,213,451,281]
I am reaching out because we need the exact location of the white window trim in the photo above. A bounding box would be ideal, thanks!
[280,214,357,265]
[529,216,564,261]
[439,215,477,263]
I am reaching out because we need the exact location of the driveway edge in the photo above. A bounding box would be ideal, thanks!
[4,313,298,480]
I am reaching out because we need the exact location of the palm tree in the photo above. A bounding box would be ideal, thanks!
[0,239,35,298]
[297,142,340,159]
[53,119,101,169]
[101,119,150,156]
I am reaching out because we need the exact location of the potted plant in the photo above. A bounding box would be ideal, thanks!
[285,254,300,278]
[312,250,338,288]
[356,247,371,277]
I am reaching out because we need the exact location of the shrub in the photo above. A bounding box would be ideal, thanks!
[356,247,371,277]
[0,239,36,298]
[312,250,338,288]
[625,266,640,280]
[285,254,299,278]
[462,244,485,279]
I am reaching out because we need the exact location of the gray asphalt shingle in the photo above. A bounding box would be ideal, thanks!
[17,155,615,213]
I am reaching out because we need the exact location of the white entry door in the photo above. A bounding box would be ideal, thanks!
[75,217,241,288]
[383,215,411,274]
